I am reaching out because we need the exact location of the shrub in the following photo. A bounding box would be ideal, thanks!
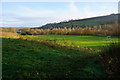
[1,32,20,38]
[100,42,120,78]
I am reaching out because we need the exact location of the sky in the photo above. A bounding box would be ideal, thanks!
[0,1,119,27]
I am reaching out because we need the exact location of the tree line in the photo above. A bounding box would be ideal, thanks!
[18,23,120,36]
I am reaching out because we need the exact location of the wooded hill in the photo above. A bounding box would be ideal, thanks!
[35,14,119,29]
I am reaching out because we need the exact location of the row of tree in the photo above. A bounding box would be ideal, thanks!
[0,27,20,38]
[18,23,120,36]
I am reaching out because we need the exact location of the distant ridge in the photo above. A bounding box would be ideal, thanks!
[34,14,119,29]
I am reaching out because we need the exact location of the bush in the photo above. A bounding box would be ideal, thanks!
[100,42,120,78]
[1,32,20,38]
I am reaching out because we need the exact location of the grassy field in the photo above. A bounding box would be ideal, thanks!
[26,35,119,50]
[2,37,107,79]
[2,35,119,79]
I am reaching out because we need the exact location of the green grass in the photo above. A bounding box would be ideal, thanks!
[3,35,119,79]
[26,35,120,50]
[2,38,107,79]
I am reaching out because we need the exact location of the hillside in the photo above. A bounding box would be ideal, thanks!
[36,14,119,29]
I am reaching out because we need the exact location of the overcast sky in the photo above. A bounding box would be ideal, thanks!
[0,1,118,27]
